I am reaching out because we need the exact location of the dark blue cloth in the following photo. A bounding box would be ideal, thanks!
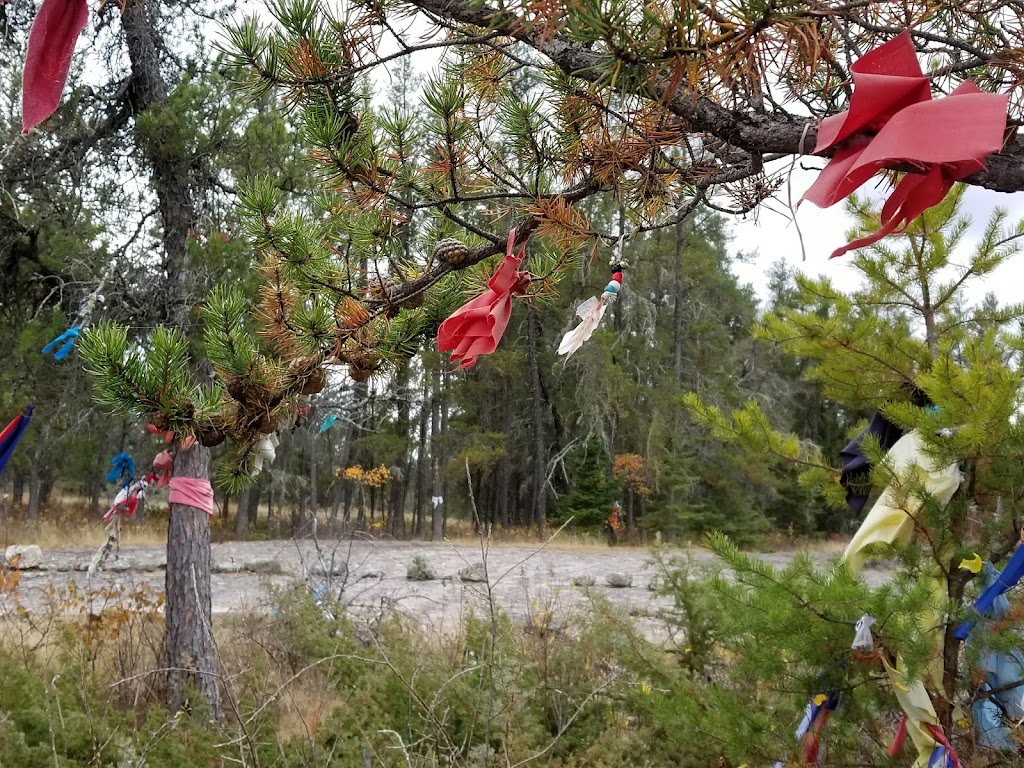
[106,452,136,487]
[840,388,930,514]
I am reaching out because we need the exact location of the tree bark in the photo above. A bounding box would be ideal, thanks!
[388,361,412,538]
[672,219,686,388]
[235,486,251,536]
[309,426,318,531]
[164,443,220,719]
[120,0,216,716]
[430,364,444,541]
[26,460,40,521]
[414,374,429,537]
[625,485,634,537]
[527,309,546,537]
[497,395,512,529]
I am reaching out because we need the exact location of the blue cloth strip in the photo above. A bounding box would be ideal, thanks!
[106,452,136,486]
[954,546,1024,641]
[41,325,81,361]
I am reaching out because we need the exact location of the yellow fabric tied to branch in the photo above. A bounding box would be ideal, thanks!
[883,659,942,768]
[844,431,961,571]
[958,553,983,573]
[843,430,962,767]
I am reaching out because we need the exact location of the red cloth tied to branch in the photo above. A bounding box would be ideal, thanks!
[22,0,89,133]
[152,450,174,488]
[436,230,531,369]
[802,31,1008,259]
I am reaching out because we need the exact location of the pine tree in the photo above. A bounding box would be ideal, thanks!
[678,186,1024,762]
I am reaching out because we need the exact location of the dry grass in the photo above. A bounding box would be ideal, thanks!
[440,519,653,550]
[0,517,169,549]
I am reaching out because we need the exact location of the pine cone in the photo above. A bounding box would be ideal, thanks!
[227,375,269,405]
[226,376,247,403]
[433,238,471,267]
[300,367,326,395]
[198,427,226,448]
[348,364,374,382]
[257,413,279,434]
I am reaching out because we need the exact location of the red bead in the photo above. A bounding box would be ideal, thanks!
[612,271,623,283]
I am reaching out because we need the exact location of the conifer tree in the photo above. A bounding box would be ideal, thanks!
[73,0,1024,729]
[678,187,1024,762]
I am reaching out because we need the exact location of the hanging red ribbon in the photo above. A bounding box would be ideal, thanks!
[152,450,174,488]
[436,229,531,370]
[22,0,90,133]
[146,423,196,450]
[887,716,908,758]
[802,31,1008,259]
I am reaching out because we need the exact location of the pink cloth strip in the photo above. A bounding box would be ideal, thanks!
[168,477,214,516]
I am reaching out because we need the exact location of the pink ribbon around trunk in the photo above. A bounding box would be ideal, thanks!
[168,477,214,516]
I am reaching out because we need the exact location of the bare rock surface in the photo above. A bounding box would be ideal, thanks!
[7,540,887,642]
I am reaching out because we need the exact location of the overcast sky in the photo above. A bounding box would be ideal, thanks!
[729,165,1024,308]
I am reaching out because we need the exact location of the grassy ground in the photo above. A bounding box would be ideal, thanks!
[0,493,849,552]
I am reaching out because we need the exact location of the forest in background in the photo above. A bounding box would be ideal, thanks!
[6,0,1024,765]
[0,2,848,546]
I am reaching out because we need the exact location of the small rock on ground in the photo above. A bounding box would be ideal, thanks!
[310,560,348,578]
[606,571,633,588]
[459,563,487,582]
[4,544,43,569]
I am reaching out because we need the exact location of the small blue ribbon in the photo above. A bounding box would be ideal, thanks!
[41,326,81,361]
[106,452,136,487]
[320,414,338,433]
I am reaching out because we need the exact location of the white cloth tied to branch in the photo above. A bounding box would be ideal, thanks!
[251,433,280,476]
[557,295,612,358]
[852,614,875,652]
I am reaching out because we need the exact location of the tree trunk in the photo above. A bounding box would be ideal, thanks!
[246,485,260,529]
[527,309,546,537]
[121,0,218,717]
[414,373,429,537]
[672,219,686,388]
[497,397,512,528]
[388,361,411,538]
[295,437,307,534]
[430,364,444,541]
[164,443,220,719]
[27,460,40,521]
[12,474,24,509]
[309,427,318,531]
[235,486,250,537]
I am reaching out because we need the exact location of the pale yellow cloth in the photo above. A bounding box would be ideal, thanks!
[883,659,941,768]
[844,430,961,572]
[844,430,961,767]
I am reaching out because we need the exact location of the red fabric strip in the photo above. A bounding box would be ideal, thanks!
[22,0,89,133]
